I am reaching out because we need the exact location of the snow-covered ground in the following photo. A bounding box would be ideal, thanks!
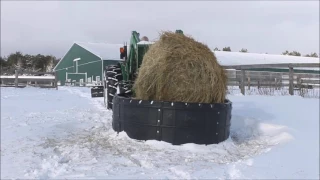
[227,86,320,99]
[1,86,319,179]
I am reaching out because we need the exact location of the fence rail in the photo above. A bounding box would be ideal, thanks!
[3,63,317,94]
[0,70,58,89]
[222,63,320,69]
[223,63,320,95]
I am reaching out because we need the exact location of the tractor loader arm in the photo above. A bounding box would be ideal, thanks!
[120,31,141,82]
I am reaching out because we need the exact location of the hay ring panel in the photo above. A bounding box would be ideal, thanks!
[112,93,232,145]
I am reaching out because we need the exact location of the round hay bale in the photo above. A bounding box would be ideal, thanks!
[133,31,227,104]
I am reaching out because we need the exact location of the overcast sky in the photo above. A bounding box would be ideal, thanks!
[1,1,319,58]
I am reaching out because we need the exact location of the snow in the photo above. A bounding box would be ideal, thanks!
[0,75,55,79]
[214,51,319,71]
[214,51,320,65]
[75,42,125,61]
[1,86,319,179]
[137,41,154,45]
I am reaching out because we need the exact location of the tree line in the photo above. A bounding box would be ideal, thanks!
[213,47,319,57]
[0,51,61,74]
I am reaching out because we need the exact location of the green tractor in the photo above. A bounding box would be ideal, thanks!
[91,30,184,109]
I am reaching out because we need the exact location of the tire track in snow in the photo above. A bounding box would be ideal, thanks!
[58,87,156,168]
[25,87,295,179]
[24,87,148,178]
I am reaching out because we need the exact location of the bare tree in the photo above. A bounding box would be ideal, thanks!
[46,57,54,72]
[14,57,24,70]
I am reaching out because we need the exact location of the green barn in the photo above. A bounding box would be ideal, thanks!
[53,42,124,86]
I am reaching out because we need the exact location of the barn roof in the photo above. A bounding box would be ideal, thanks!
[213,51,319,71]
[213,51,319,66]
[75,42,124,61]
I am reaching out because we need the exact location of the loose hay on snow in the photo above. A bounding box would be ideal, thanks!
[133,31,228,104]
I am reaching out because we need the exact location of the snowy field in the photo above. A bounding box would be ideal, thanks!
[1,86,319,179]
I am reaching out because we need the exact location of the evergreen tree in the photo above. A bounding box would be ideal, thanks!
[305,52,318,58]
[239,48,248,53]
[222,47,231,52]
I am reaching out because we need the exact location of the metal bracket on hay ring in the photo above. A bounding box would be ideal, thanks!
[111,93,232,145]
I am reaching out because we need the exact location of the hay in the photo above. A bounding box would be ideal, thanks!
[133,31,227,104]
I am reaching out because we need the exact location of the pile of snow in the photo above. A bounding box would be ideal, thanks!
[0,75,55,79]
[1,86,319,179]
[213,51,319,71]
[137,41,155,45]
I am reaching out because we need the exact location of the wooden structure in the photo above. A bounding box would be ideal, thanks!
[0,70,58,89]
[222,63,320,95]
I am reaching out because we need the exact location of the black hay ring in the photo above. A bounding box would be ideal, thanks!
[112,93,232,145]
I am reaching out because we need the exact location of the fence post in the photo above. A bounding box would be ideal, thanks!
[275,77,280,90]
[297,76,301,90]
[55,71,58,90]
[15,69,18,88]
[240,69,246,95]
[279,73,283,90]
[247,77,251,90]
[289,66,294,95]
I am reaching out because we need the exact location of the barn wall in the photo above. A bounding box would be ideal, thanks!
[66,73,87,86]
[78,61,102,82]
[56,67,74,85]
[54,43,102,85]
